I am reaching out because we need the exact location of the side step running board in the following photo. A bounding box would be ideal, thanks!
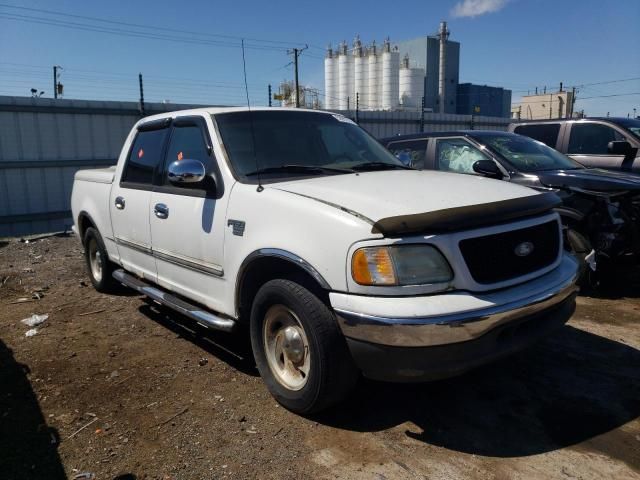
[113,269,236,333]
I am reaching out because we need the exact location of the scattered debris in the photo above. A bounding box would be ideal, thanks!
[10,298,32,304]
[21,314,49,327]
[67,417,99,439]
[72,472,96,480]
[25,329,38,337]
[154,407,189,428]
[77,309,106,317]
[198,357,208,366]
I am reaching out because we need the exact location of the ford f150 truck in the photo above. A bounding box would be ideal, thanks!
[71,107,578,414]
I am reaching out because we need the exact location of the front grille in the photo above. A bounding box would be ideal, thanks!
[459,220,560,284]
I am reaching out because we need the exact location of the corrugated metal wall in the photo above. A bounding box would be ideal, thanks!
[341,110,511,138]
[0,96,510,237]
[0,96,204,237]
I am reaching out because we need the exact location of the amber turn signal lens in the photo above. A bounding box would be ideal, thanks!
[351,247,397,285]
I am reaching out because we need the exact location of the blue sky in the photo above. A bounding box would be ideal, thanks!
[0,0,638,116]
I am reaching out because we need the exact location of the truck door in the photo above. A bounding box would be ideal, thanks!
[149,116,229,313]
[110,119,170,281]
[565,122,630,170]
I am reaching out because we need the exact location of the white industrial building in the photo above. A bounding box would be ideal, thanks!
[324,36,425,111]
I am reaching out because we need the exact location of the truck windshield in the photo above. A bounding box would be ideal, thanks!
[214,110,407,180]
[474,133,583,172]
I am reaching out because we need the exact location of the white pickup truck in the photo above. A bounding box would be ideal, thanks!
[71,107,579,414]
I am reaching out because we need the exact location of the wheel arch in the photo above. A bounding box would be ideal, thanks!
[77,211,98,241]
[235,249,331,323]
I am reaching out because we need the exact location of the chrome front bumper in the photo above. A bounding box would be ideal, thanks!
[332,254,579,348]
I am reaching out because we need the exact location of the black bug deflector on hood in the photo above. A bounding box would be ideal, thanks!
[371,192,562,235]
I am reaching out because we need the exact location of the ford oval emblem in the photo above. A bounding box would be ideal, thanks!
[514,241,535,257]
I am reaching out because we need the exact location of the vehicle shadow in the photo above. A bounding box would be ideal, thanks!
[315,325,640,465]
[0,339,66,479]
[585,268,640,300]
[137,302,259,377]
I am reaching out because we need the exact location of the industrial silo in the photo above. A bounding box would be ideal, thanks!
[337,41,354,110]
[381,37,399,110]
[399,54,425,109]
[324,45,338,109]
[367,41,379,110]
[353,35,368,110]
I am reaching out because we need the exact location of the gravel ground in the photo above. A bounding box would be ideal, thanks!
[0,234,639,480]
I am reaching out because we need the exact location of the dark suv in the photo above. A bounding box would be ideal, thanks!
[508,118,640,172]
[381,130,640,285]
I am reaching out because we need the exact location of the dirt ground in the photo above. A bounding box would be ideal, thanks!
[0,234,639,480]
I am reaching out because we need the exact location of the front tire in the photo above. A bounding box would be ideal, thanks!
[250,279,358,414]
[83,227,119,293]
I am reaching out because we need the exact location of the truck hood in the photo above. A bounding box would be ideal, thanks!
[272,170,558,235]
[538,168,640,192]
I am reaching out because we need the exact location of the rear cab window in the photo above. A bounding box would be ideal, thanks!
[513,124,560,148]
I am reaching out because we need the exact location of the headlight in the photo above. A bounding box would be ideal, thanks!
[351,245,453,286]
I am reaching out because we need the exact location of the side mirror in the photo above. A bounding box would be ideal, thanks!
[607,140,633,156]
[168,159,206,185]
[473,160,503,179]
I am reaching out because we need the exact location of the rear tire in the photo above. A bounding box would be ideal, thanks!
[250,279,358,415]
[83,227,119,293]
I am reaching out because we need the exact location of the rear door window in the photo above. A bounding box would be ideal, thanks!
[435,138,490,175]
[567,123,625,154]
[513,124,560,148]
[386,140,428,168]
[122,128,169,185]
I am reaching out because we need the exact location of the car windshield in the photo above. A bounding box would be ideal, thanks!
[214,110,407,181]
[474,133,583,172]
[609,118,640,140]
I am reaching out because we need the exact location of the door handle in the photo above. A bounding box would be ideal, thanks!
[154,203,169,219]
[115,196,125,210]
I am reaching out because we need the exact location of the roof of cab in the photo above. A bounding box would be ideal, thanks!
[138,106,336,125]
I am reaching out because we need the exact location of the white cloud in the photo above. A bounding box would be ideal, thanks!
[451,0,510,18]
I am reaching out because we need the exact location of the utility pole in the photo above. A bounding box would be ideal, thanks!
[570,86,576,118]
[268,84,272,107]
[138,73,145,117]
[420,96,425,132]
[287,45,307,108]
[355,92,359,124]
[549,94,553,119]
[53,65,62,99]
[294,48,300,107]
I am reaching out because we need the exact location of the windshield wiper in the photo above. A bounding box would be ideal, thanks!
[245,164,355,177]
[351,162,413,171]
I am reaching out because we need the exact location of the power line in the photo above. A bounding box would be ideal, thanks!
[0,3,310,50]
[0,12,289,52]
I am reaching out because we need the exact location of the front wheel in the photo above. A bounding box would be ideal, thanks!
[250,279,358,414]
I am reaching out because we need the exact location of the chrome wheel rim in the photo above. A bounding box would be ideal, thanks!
[88,238,103,283]
[263,304,310,391]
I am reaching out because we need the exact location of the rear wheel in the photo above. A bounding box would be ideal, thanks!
[83,227,119,293]
[250,279,358,414]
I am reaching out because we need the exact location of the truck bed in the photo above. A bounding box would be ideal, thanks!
[74,166,116,184]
